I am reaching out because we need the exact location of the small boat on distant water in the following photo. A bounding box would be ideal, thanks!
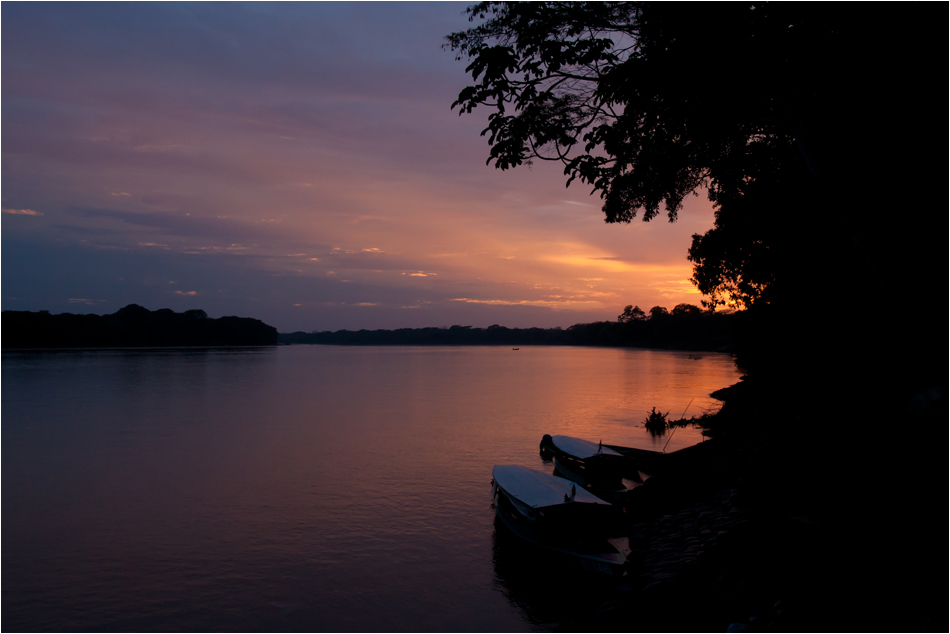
[491,464,629,576]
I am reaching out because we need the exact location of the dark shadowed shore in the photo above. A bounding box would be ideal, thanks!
[565,378,947,632]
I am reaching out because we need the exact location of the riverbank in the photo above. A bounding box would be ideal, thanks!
[565,378,946,632]
[279,309,735,352]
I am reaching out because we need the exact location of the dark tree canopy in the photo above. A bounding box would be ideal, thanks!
[617,304,646,323]
[448,3,837,222]
[2,305,278,348]
[447,2,946,311]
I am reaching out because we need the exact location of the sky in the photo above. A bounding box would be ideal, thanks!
[1,2,717,333]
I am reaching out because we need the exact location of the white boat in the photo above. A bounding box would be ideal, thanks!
[491,464,629,576]
[540,434,663,501]
[539,434,631,493]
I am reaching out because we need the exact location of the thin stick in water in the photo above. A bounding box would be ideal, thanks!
[663,398,694,453]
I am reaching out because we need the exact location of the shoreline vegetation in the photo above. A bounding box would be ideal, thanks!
[2,304,278,349]
[4,303,736,353]
[282,305,734,351]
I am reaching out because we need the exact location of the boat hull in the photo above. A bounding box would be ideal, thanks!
[541,434,665,483]
[541,435,628,488]
[552,456,632,504]
[492,488,626,577]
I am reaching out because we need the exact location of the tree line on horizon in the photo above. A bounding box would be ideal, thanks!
[2,301,733,352]
[2,304,278,349]
[280,302,734,351]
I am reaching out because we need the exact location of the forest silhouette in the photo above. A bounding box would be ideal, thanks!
[2,304,278,348]
[282,303,732,350]
[5,302,733,352]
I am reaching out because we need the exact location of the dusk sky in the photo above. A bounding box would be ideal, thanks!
[2,2,716,332]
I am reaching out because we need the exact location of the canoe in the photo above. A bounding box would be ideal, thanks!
[491,464,629,576]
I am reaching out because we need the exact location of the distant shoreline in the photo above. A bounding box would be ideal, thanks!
[2,305,278,349]
[2,345,277,352]
[280,313,734,353]
[4,304,735,353]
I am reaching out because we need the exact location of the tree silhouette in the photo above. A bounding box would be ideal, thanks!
[446,4,860,223]
[448,2,944,393]
[671,304,701,318]
[2,305,277,348]
[447,4,942,300]
[617,305,645,323]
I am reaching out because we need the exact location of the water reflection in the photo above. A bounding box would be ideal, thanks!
[490,517,617,629]
[2,345,739,631]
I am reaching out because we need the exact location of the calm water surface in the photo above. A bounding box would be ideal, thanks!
[2,345,741,631]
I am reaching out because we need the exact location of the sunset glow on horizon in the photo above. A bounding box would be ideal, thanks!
[2,3,714,331]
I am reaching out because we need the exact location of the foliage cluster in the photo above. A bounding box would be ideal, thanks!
[642,406,669,434]
[2,305,278,348]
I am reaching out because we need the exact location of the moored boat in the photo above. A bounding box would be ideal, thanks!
[540,434,631,492]
[491,464,629,576]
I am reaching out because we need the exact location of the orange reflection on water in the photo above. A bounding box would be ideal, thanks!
[498,347,739,453]
[2,346,742,631]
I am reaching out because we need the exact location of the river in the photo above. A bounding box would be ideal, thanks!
[2,345,741,631]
